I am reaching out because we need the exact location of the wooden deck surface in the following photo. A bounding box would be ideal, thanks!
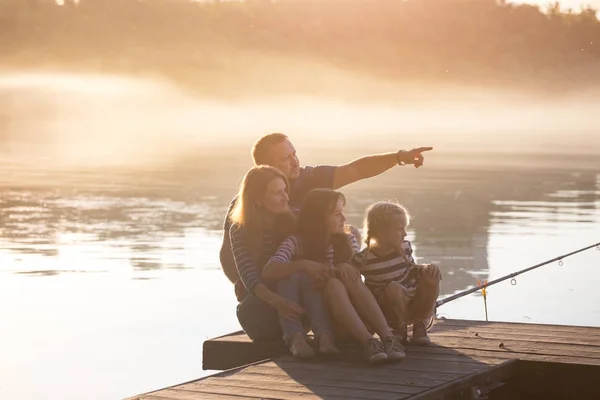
[128,318,600,400]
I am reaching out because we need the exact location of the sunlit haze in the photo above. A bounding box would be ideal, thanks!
[2,72,599,173]
[2,1,600,400]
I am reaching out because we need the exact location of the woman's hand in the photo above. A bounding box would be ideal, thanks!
[336,263,361,282]
[418,263,442,283]
[272,296,305,321]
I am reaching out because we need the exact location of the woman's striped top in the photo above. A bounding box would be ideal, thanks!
[229,223,278,294]
[269,233,360,266]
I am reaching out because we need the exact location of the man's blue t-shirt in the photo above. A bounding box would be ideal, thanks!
[222,165,336,298]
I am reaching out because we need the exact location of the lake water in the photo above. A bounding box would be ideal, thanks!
[1,74,600,399]
[1,151,599,400]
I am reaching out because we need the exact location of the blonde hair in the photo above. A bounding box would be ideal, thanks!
[229,165,294,259]
[362,200,411,249]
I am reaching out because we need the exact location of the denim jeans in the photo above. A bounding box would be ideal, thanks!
[236,272,332,343]
[276,272,332,343]
[236,294,282,342]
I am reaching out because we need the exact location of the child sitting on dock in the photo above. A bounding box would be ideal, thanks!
[263,188,406,364]
[352,201,442,345]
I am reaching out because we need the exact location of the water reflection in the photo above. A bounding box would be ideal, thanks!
[1,158,599,400]
[1,161,599,298]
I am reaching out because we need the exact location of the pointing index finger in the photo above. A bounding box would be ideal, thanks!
[415,147,434,152]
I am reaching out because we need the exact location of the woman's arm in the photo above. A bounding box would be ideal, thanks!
[229,224,265,294]
[262,236,305,280]
[230,226,306,319]
[263,236,330,281]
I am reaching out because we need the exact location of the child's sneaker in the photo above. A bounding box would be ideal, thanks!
[411,319,432,346]
[363,338,388,364]
[381,336,406,361]
[392,324,408,344]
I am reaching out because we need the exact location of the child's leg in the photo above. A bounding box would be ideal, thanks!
[340,275,394,340]
[339,276,406,360]
[409,279,440,320]
[408,278,441,345]
[322,278,388,363]
[297,272,339,354]
[381,281,410,329]
[322,278,373,343]
[276,274,315,358]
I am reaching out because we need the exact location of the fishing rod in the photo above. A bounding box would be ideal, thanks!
[435,241,600,310]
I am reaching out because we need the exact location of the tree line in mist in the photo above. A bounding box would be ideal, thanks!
[1,0,599,94]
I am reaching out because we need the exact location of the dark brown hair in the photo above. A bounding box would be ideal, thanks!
[297,188,350,263]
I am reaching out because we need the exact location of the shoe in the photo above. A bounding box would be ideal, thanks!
[289,333,316,359]
[411,319,432,346]
[381,336,406,361]
[363,338,388,364]
[392,324,408,344]
[317,332,340,355]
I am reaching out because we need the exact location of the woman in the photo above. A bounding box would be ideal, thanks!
[229,166,338,358]
[263,188,406,364]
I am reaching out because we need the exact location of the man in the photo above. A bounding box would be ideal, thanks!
[220,132,433,299]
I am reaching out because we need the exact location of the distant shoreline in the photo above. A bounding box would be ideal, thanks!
[1,0,599,98]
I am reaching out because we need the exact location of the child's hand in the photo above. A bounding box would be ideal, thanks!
[302,260,332,282]
[336,263,361,282]
[418,263,442,282]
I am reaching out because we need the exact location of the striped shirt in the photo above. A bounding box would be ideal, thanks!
[269,233,360,266]
[229,223,278,295]
[351,241,419,297]
[221,165,336,292]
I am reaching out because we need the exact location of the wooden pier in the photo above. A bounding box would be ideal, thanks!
[128,318,600,400]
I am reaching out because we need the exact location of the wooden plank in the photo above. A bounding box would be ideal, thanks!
[425,336,600,360]
[255,357,468,378]
[130,390,260,400]
[162,382,382,400]
[430,330,600,348]
[430,324,600,344]
[237,365,463,388]
[202,336,287,370]
[408,359,519,400]
[218,373,425,394]
[433,319,600,336]
[190,377,413,399]
[406,344,600,366]
[326,346,509,365]
[274,355,496,375]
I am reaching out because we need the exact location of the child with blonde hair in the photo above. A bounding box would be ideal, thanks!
[351,201,442,345]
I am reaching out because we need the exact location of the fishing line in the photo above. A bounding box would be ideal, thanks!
[435,241,600,309]
[424,241,600,330]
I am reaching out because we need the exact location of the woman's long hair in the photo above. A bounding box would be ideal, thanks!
[297,188,349,264]
[229,165,295,260]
